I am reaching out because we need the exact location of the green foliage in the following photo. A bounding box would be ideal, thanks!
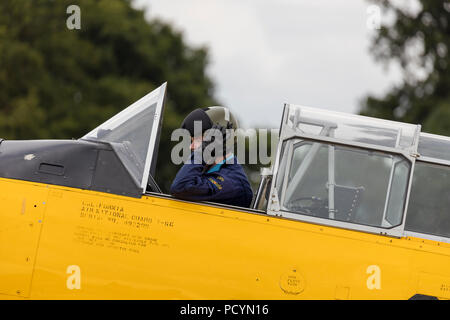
[361,0,450,135]
[0,0,216,191]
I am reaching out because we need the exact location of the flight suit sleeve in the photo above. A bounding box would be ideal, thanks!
[170,155,237,202]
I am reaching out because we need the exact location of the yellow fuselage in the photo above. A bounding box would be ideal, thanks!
[1,177,449,299]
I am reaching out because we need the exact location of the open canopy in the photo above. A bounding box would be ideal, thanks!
[82,83,166,192]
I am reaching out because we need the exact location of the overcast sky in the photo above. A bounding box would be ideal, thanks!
[134,0,403,128]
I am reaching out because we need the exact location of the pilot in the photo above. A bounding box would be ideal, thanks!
[170,107,254,208]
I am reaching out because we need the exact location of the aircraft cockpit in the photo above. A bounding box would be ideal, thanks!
[256,104,450,241]
[2,83,450,300]
[260,104,420,237]
[0,83,448,242]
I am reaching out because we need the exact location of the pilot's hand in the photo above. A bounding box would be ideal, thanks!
[190,136,203,151]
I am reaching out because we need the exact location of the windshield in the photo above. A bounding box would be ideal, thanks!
[276,139,410,229]
[81,83,166,191]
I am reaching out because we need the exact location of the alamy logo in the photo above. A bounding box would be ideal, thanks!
[366,5,381,30]
[170,121,279,166]
[66,265,81,289]
[366,265,381,290]
[66,5,81,30]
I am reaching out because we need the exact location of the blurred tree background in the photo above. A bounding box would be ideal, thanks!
[361,0,450,135]
[1,0,447,194]
[0,0,217,191]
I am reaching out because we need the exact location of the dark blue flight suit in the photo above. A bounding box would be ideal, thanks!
[170,154,254,208]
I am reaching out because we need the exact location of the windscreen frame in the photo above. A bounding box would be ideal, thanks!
[80,82,167,194]
[267,104,421,238]
[404,133,450,243]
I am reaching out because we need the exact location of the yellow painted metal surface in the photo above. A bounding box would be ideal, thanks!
[0,179,47,298]
[1,177,450,299]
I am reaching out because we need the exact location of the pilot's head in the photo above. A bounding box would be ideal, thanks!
[181,106,238,152]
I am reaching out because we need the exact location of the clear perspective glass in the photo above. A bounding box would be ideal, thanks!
[81,84,165,189]
[418,133,450,162]
[278,139,410,229]
[406,162,450,237]
[285,105,420,151]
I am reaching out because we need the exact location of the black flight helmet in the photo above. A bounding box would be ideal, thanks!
[181,106,239,162]
[181,106,238,138]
